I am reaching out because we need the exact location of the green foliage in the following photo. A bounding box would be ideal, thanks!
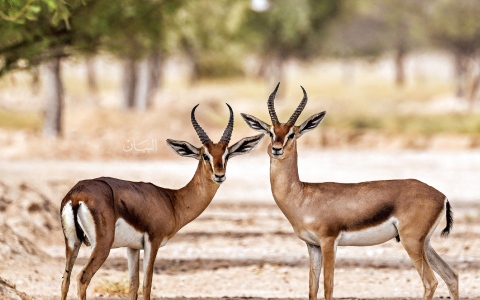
[195,52,244,78]
[0,0,74,75]
[322,0,427,59]
[0,0,181,76]
[426,0,480,55]
[1,0,60,23]
[243,0,343,60]
[169,0,248,79]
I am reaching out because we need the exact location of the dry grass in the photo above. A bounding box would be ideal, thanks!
[93,277,141,297]
[461,210,480,224]
[0,110,41,131]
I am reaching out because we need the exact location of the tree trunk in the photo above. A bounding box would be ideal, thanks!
[395,45,406,88]
[122,58,137,109]
[42,58,63,138]
[454,52,467,98]
[148,52,162,105]
[180,38,200,84]
[86,57,98,93]
[134,58,149,111]
[260,54,286,99]
[467,64,480,111]
[30,67,40,95]
[85,57,99,105]
[133,53,162,111]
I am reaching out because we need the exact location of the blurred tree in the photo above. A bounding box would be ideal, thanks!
[85,56,98,104]
[0,0,80,137]
[322,0,425,87]
[242,0,343,89]
[67,0,178,111]
[425,0,480,108]
[0,0,70,26]
[0,0,180,136]
[170,0,248,82]
[41,57,63,137]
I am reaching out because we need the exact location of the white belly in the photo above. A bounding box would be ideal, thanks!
[296,217,399,247]
[338,217,399,246]
[112,218,145,249]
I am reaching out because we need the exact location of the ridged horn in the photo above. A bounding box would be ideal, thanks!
[287,86,308,125]
[191,104,211,144]
[219,103,234,144]
[267,82,280,124]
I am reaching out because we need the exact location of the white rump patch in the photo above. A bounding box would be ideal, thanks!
[338,217,399,246]
[61,201,79,249]
[112,218,144,249]
[77,202,97,249]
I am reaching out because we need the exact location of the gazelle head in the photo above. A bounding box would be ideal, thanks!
[241,83,326,160]
[167,104,264,184]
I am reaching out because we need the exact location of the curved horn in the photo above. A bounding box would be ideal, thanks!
[191,104,211,144]
[219,103,234,144]
[267,82,280,124]
[287,86,308,125]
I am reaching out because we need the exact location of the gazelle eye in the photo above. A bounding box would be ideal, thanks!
[268,132,274,138]
[287,133,295,140]
[202,154,209,161]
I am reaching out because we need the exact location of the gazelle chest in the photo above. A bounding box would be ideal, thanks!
[294,216,321,246]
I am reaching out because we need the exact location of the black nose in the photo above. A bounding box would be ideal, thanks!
[214,174,226,182]
[272,147,283,155]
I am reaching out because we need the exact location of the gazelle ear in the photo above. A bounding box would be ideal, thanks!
[298,111,326,138]
[166,139,200,159]
[227,134,264,159]
[240,113,270,134]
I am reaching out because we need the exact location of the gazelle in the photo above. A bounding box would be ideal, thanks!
[241,83,459,300]
[60,103,263,300]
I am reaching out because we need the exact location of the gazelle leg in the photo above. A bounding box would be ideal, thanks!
[401,238,438,300]
[61,241,81,300]
[77,243,112,300]
[307,243,322,300]
[76,204,115,300]
[127,248,140,300]
[142,240,160,300]
[425,243,459,300]
[320,238,337,300]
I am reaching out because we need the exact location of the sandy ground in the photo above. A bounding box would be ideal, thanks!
[0,149,479,299]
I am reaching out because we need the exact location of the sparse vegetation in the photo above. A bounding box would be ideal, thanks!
[93,277,140,297]
[323,112,480,135]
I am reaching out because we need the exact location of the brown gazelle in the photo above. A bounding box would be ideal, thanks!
[241,83,458,300]
[60,103,263,300]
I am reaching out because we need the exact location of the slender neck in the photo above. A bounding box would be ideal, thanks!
[269,144,303,208]
[172,160,220,230]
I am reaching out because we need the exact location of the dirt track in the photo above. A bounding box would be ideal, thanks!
[0,150,479,299]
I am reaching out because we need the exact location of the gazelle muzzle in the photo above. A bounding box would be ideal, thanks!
[271,146,284,157]
[213,173,226,183]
